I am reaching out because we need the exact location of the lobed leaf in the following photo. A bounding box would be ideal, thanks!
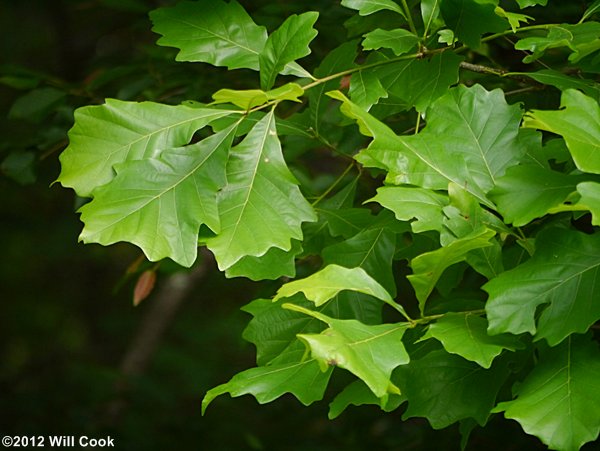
[149,0,267,70]
[485,228,600,345]
[523,89,600,174]
[362,28,419,56]
[205,111,316,270]
[494,335,600,451]
[420,313,521,368]
[273,264,393,306]
[341,0,406,18]
[259,12,319,90]
[328,380,405,419]
[285,304,410,398]
[57,100,237,197]
[78,124,238,267]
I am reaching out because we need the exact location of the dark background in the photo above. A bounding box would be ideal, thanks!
[0,1,593,449]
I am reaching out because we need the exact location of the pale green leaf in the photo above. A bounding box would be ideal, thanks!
[515,0,547,8]
[494,335,600,451]
[57,100,237,197]
[421,0,442,36]
[259,12,319,90]
[205,111,316,270]
[212,83,304,111]
[328,380,404,419]
[396,349,511,428]
[149,0,267,70]
[489,165,589,226]
[370,186,449,233]
[494,7,532,32]
[273,264,393,306]
[341,0,406,18]
[78,124,238,267]
[362,28,419,56]
[202,359,332,414]
[421,313,521,368]
[485,228,600,345]
[440,0,508,49]
[286,303,410,398]
[523,89,600,174]
[573,181,600,225]
[408,228,495,312]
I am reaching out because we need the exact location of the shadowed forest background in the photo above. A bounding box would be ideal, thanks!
[0,1,595,450]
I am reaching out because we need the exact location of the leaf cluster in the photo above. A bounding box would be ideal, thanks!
[56,1,600,449]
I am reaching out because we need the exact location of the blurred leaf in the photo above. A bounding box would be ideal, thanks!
[133,270,156,306]
[515,69,600,102]
[8,87,65,124]
[1,151,36,185]
[440,0,508,48]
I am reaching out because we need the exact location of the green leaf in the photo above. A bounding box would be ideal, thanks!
[370,186,449,233]
[202,359,333,414]
[523,89,600,174]
[420,313,521,368]
[205,111,316,270]
[329,380,404,419]
[259,12,319,90]
[346,84,525,206]
[309,41,358,135]
[273,264,393,306]
[57,100,236,197]
[421,0,442,36]
[572,181,600,225]
[322,226,397,296]
[285,303,410,398]
[515,23,600,63]
[396,349,510,428]
[408,228,495,313]
[224,240,303,281]
[149,0,267,70]
[515,0,547,8]
[212,83,304,111]
[374,51,464,113]
[78,124,237,267]
[495,7,532,32]
[1,151,36,185]
[494,335,600,451]
[440,0,508,49]
[489,165,589,226]
[349,70,388,110]
[362,28,419,56]
[485,228,600,345]
[514,69,600,102]
[8,87,65,124]
[341,0,406,18]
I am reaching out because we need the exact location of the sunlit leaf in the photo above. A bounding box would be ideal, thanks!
[523,89,600,174]
[205,111,316,270]
[78,124,238,267]
[57,100,237,197]
[341,0,406,18]
[286,303,410,398]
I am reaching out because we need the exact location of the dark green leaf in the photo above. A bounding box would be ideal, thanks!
[515,69,600,102]
[1,151,36,185]
[329,380,404,419]
[485,228,600,345]
[150,0,267,70]
[349,69,388,110]
[362,28,419,56]
[440,0,508,49]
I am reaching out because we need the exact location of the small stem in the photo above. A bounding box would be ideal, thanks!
[400,0,418,36]
[311,162,356,207]
[413,309,486,325]
[414,114,421,135]
[459,61,507,77]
